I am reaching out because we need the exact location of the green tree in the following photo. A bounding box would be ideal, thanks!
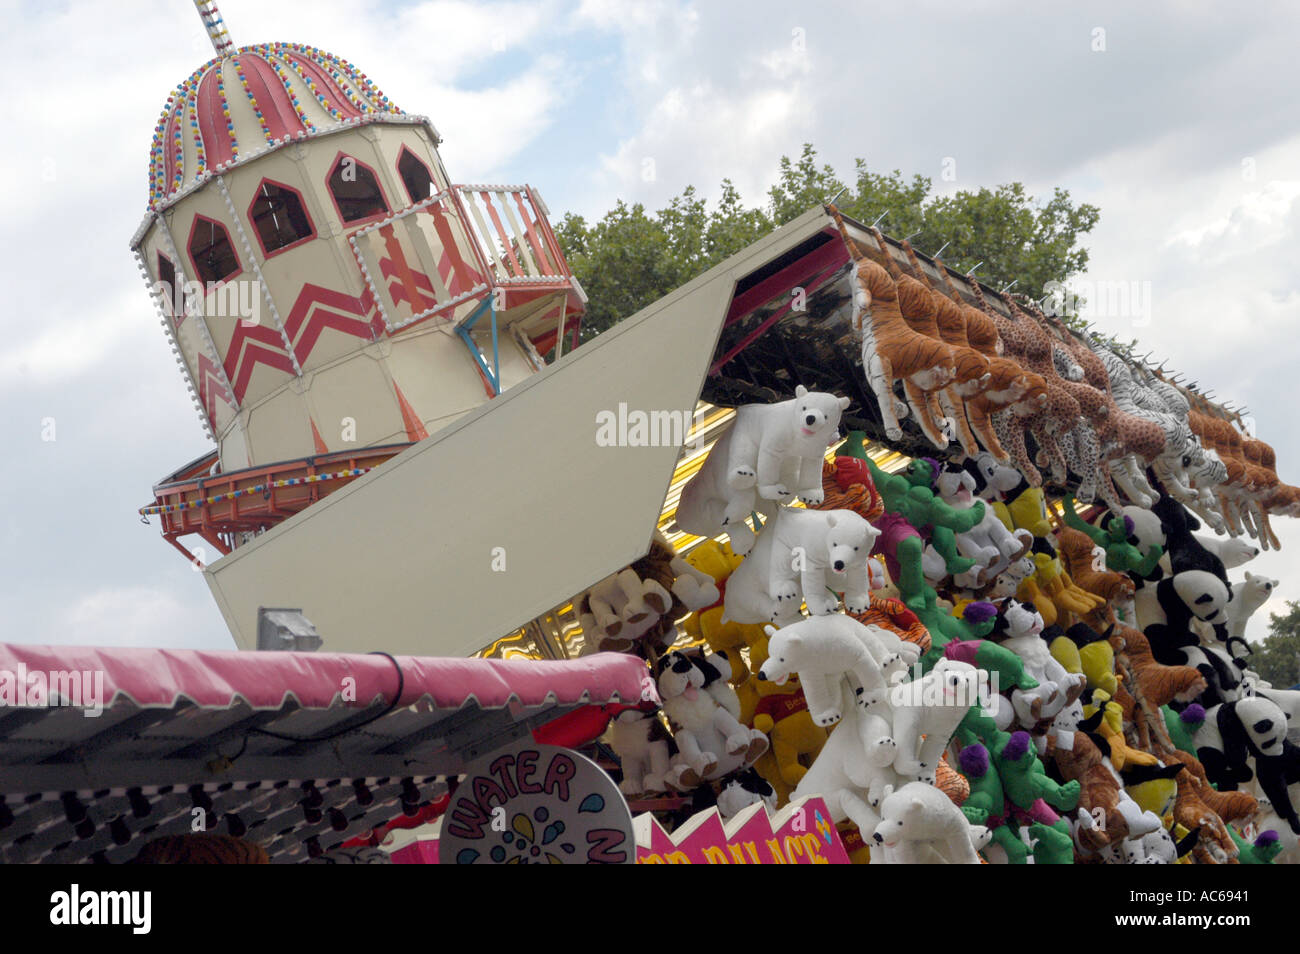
[557,185,773,342]
[1249,602,1300,688]
[555,143,1100,343]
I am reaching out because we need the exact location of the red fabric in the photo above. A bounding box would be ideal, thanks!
[753,692,809,721]
[533,704,617,748]
[834,457,872,492]
[342,795,450,849]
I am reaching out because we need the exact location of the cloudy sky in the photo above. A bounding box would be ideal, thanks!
[2,0,1298,651]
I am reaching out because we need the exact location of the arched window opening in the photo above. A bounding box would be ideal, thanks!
[157,253,179,322]
[250,181,314,254]
[188,216,240,285]
[328,155,388,223]
[398,148,434,204]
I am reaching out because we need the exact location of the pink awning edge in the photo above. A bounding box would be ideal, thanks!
[0,642,657,713]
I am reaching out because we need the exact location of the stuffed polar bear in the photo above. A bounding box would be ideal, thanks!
[871,781,984,864]
[791,682,903,837]
[723,507,879,625]
[1226,571,1279,640]
[791,659,978,842]
[887,659,983,783]
[675,386,850,555]
[1194,533,1260,570]
[758,616,918,768]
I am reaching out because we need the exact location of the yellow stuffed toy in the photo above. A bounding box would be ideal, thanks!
[1006,486,1054,538]
[1078,637,1119,699]
[1084,691,1157,770]
[1017,574,1058,627]
[1031,552,1104,623]
[734,669,760,727]
[1123,763,1183,818]
[990,498,1016,534]
[1049,630,1083,679]
[678,540,768,678]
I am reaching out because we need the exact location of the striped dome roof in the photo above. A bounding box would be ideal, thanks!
[147,42,406,209]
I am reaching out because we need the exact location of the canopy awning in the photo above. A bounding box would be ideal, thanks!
[0,643,650,863]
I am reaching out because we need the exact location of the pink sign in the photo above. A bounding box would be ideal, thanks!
[635,797,851,864]
[390,839,440,864]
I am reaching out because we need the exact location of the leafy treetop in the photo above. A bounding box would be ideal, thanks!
[555,143,1102,345]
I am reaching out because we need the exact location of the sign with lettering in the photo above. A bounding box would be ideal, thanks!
[439,741,635,865]
[635,796,851,864]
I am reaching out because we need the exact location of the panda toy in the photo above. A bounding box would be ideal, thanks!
[1194,697,1299,834]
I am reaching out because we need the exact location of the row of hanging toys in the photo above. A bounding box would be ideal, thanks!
[829,195,1300,862]
[827,203,1297,552]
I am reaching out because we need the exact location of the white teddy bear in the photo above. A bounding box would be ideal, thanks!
[871,781,984,864]
[1226,571,1279,640]
[933,463,1033,589]
[675,386,850,555]
[887,659,983,783]
[992,600,1086,726]
[723,507,879,624]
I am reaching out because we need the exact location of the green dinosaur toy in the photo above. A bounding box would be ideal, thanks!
[836,430,871,461]
[955,702,1001,748]
[895,536,997,670]
[1062,495,1163,576]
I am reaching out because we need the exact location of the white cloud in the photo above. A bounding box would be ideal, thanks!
[53,585,235,650]
[1166,180,1300,255]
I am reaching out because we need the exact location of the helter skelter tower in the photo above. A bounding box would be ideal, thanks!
[135,2,584,564]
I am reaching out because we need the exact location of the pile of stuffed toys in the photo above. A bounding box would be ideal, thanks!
[585,214,1299,864]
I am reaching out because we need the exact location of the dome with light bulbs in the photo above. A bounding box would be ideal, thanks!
[147,41,414,209]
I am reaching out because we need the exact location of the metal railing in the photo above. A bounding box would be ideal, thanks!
[454,185,570,284]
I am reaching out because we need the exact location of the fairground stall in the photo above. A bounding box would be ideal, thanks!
[9,1,1296,864]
